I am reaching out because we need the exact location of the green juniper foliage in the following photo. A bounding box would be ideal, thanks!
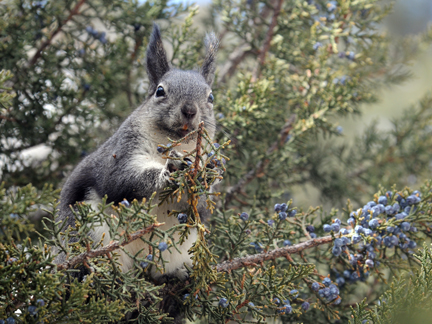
[2,0,432,323]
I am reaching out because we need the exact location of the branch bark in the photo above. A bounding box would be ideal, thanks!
[216,235,333,273]
[56,222,164,271]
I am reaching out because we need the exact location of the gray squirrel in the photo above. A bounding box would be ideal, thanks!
[56,24,219,280]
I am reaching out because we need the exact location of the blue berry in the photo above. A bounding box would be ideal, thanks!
[408,240,417,249]
[9,213,18,219]
[248,302,255,308]
[401,222,410,232]
[341,236,350,245]
[364,229,373,236]
[391,236,399,246]
[158,242,168,251]
[385,205,394,215]
[329,284,339,295]
[365,259,374,267]
[386,226,395,233]
[177,213,188,224]
[28,305,37,316]
[336,125,343,133]
[313,42,323,50]
[157,146,164,153]
[323,224,332,232]
[183,294,190,300]
[140,254,153,268]
[336,277,345,286]
[240,212,249,221]
[340,228,349,235]
[352,234,361,244]
[219,297,229,308]
[310,233,317,238]
[311,282,320,291]
[347,51,355,60]
[331,223,340,232]
[347,218,355,226]
[332,246,342,256]
[400,199,408,209]
[343,270,351,278]
[120,199,130,208]
[274,204,282,212]
[406,195,416,205]
[251,242,264,253]
[368,218,379,229]
[288,209,297,217]
[338,52,346,58]
[290,289,299,298]
[6,319,15,324]
[306,225,315,233]
[278,212,287,220]
[273,297,281,304]
[213,143,220,149]
[378,196,388,205]
[36,299,45,307]
[334,218,341,225]
[383,236,392,247]
[280,203,288,212]
[355,225,364,234]
[283,240,292,247]
[322,277,332,287]
[284,304,293,314]
[367,201,377,207]
[386,191,393,198]
[301,301,310,311]
[267,219,275,227]
[334,238,343,248]
[83,84,91,91]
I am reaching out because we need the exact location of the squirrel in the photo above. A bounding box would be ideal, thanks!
[56,24,219,280]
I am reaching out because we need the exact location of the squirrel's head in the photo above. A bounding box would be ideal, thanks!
[144,24,219,140]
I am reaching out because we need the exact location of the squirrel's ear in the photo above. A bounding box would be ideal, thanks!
[146,24,170,93]
[201,32,219,87]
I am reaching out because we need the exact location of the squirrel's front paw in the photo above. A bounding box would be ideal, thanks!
[166,150,191,173]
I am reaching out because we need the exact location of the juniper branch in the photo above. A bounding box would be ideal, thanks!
[216,235,333,272]
[56,222,164,271]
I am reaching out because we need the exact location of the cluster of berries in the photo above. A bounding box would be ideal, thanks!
[85,26,107,44]
[311,278,341,305]
[325,190,423,284]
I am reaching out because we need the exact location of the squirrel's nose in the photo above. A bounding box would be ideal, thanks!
[181,105,197,120]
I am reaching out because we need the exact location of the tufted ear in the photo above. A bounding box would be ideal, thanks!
[146,24,170,93]
[201,32,219,87]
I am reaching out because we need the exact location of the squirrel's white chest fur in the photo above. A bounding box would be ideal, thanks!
[86,144,197,279]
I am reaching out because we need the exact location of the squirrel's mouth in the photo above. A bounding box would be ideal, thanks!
[177,124,194,138]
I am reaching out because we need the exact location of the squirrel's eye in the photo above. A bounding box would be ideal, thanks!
[155,86,165,97]
[208,93,214,103]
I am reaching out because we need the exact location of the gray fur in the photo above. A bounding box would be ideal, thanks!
[57,24,218,279]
